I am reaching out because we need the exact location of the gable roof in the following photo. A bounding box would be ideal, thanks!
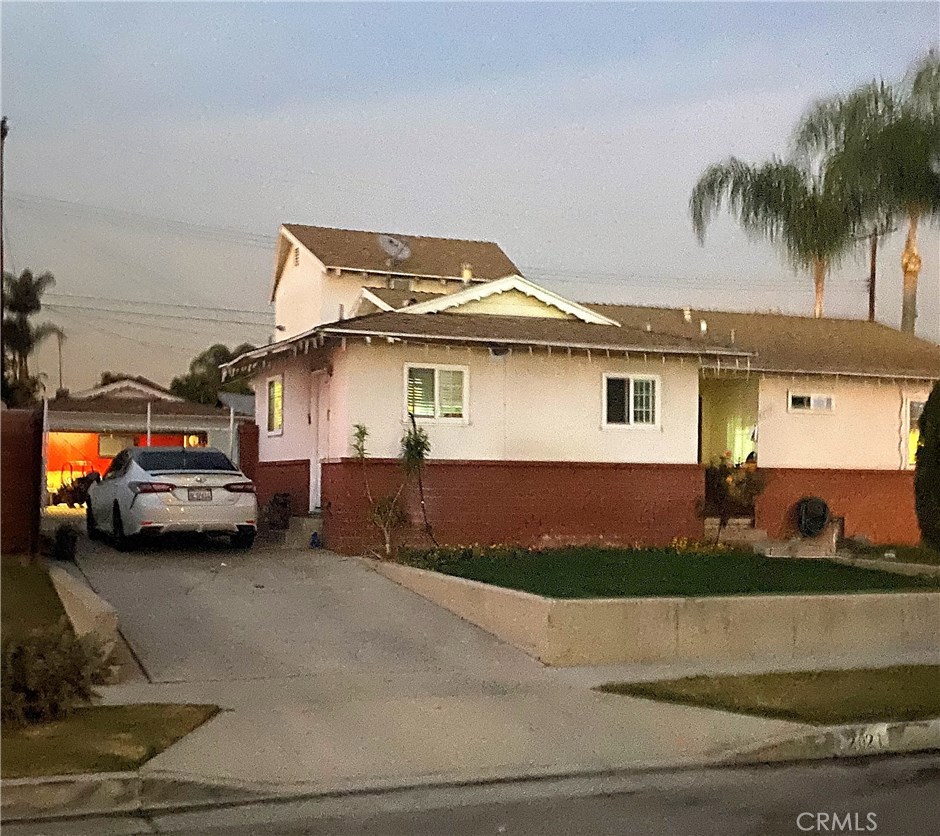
[48,395,230,418]
[278,224,520,284]
[69,376,183,402]
[586,304,940,379]
[365,288,447,309]
[396,275,622,326]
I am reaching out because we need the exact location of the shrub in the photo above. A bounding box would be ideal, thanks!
[702,455,767,542]
[915,382,940,550]
[399,544,530,571]
[53,524,79,562]
[1,619,108,727]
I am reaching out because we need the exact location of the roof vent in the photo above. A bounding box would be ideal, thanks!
[645,322,652,332]
[730,329,736,344]
[700,319,708,335]
[683,307,692,323]
[461,263,473,282]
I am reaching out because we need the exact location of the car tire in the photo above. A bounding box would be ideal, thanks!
[112,505,135,552]
[86,503,101,541]
[231,530,256,550]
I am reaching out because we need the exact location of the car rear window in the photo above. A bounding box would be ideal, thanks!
[136,450,238,473]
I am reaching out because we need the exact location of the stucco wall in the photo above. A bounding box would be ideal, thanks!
[274,246,325,340]
[757,376,931,470]
[334,341,700,463]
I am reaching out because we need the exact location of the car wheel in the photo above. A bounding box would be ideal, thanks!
[231,529,256,550]
[112,505,135,552]
[86,503,101,541]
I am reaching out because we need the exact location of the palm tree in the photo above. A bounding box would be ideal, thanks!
[2,269,63,400]
[794,50,940,332]
[690,158,857,318]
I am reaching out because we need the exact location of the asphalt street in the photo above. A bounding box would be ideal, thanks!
[9,753,940,836]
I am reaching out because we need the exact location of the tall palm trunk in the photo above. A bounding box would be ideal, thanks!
[901,210,921,333]
[812,259,827,318]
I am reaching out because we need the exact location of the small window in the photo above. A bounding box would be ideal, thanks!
[909,400,925,467]
[788,392,833,413]
[267,376,284,434]
[405,365,467,421]
[604,375,658,427]
[99,433,135,458]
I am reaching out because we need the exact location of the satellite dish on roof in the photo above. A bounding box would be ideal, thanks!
[377,234,411,263]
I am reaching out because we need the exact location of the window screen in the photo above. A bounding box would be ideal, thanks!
[407,367,436,418]
[606,377,628,424]
[437,370,464,418]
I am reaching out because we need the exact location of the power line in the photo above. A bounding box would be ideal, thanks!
[44,291,272,318]
[44,301,273,327]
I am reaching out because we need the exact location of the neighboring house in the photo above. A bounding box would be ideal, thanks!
[46,376,248,501]
[225,225,940,550]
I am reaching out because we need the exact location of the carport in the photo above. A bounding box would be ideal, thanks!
[44,376,249,504]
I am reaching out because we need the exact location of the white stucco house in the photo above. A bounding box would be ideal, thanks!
[224,224,940,551]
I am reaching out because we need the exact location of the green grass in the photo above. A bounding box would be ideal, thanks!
[845,543,940,567]
[415,547,940,598]
[597,665,940,726]
[1,560,68,638]
[1,703,219,778]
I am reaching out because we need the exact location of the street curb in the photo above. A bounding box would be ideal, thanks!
[723,717,940,763]
[0,771,268,823]
[4,717,938,823]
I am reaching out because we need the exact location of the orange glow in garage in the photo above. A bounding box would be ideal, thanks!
[46,432,205,498]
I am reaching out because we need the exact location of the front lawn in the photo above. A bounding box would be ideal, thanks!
[1,559,67,638]
[596,665,940,726]
[399,547,940,598]
[1,703,219,778]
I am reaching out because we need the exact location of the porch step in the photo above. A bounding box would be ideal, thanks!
[256,514,323,550]
[703,518,767,547]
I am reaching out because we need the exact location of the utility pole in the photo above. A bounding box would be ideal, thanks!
[868,234,877,323]
[1,116,8,316]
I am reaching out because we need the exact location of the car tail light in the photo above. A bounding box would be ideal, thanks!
[129,482,175,494]
[224,482,255,493]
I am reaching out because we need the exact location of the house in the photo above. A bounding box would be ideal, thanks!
[45,376,248,501]
[224,224,940,550]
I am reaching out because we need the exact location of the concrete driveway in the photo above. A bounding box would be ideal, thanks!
[75,536,809,790]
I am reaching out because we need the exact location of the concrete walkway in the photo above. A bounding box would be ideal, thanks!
[76,539,810,792]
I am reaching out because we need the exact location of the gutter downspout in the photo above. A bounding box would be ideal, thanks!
[228,405,235,460]
[146,402,152,446]
[41,397,49,508]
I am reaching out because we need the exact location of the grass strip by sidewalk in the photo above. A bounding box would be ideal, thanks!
[597,665,940,726]
[414,548,940,598]
[2,703,220,778]
[1,560,67,639]
[846,544,940,567]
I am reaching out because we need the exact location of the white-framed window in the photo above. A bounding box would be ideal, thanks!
[267,375,284,435]
[602,374,660,428]
[788,391,834,413]
[404,364,468,422]
[907,399,926,468]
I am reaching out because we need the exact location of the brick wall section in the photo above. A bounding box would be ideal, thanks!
[254,459,309,515]
[321,459,705,555]
[1,409,43,554]
[756,468,920,546]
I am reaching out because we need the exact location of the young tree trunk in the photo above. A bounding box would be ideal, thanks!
[812,259,826,319]
[901,210,921,333]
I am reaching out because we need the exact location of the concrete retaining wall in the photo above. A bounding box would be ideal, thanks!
[47,564,119,655]
[374,562,940,667]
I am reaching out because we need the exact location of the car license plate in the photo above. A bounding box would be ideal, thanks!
[188,487,212,502]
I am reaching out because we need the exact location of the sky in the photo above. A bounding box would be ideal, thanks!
[2,1,939,389]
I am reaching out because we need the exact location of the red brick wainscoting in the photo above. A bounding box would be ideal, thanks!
[254,460,310,514]
[321,459,705,555]
[0,409,43,554]
[756,468,919,546]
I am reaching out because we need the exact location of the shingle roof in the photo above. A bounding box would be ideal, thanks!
[586,304,940,379]
[322,311,747,358]
[49,396,231,418]
[283,225,520,280]
[366,288,447,308]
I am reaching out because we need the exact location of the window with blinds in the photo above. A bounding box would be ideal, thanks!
[603,375,658,427]
[406,365,466,421]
